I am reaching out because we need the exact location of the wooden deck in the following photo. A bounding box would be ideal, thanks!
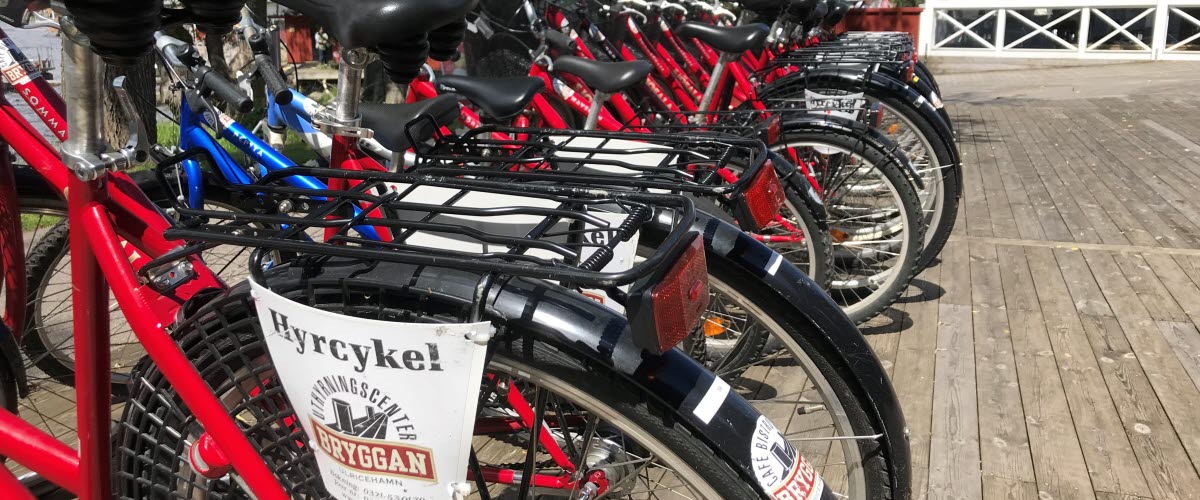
[853,61,1200,500]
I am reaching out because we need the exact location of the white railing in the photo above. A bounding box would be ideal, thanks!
[918,0,1200,60]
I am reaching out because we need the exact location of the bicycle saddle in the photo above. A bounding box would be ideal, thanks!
[359,94,461,152]
[823,0,850,27]
[675,23,769,54]
[436,75,545,120]
[272,0,476,49]
[552,56,653,94]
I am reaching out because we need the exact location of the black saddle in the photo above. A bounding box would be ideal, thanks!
[436,75,545,120]
[823,0,850,27]
[359,94,460,152]
[273,0,476,49]
[552,56,652,94]
[675,23,769,54]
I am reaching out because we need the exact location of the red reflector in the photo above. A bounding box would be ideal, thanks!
[650,236,709,354]
[744,160,787,231]
[766,114,782,145]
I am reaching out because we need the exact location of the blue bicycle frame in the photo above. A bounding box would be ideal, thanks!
[176,93,382,240]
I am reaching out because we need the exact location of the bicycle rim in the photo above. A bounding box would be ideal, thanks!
[777,140,916,319]
[873,101,945,254]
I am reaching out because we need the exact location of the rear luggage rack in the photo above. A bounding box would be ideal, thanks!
[153,148,698,289]
[407,124,788,231]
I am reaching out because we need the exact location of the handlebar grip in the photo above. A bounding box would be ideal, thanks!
[254,54,293,106]
[543,29,578,54]
[196,66,253,113]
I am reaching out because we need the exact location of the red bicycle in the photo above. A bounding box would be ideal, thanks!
[0,3,876,499]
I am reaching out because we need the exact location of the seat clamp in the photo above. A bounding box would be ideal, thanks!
[312,106,375,139]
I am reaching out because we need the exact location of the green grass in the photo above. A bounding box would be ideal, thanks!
[21,213,61,231]
[156,121,320,167]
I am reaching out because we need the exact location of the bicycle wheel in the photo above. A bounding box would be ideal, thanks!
[868,94,959,271]
[636,222,909,499]
[761,82,958,272]
[115,261,761,499]
[773,125,925,324]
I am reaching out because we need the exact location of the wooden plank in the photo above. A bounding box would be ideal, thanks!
[1156,321,1200,394]
[1024,247,1149,495]
[961,105,993,238]
[970,242,1035,483]
[940,238,972,306]
[988,105,1073,242]
[928,303,982,500]
[969,242,1005,308]
[1081,250,1200,471]
[982,476,1039,500]
[974,304,1035,485]
[1006,309,1098,500]
[1007,104,1103,244]
[1054,248,1115,318]
[969,105,1021,239]
[1112,253,1190,322]
[996,245,1040,312]
[1077,107,1200,249]
[1059,104,1195,249]
[892,262,941,500]
[1079,314,1200,499]
[981,104,1049,241]
[1030,104,1139,247]
[1141,253,1200,319]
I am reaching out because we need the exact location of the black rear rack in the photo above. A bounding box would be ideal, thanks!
[153,148,698,289]
[409,124,773,199]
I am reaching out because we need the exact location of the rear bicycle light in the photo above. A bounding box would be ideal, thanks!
[627,235,710,355]
[731,159,786,232]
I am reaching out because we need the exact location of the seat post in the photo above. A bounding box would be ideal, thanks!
[333,48,370,125]
[696,52,735,121]
[584,91,610,130]
[60,21,106,169]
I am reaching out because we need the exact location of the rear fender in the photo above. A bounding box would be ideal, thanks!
[353,260,785,497]
[643,213,912,500]
[764,65,960,171]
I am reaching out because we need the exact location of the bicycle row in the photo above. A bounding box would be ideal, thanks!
[0,0,957,498]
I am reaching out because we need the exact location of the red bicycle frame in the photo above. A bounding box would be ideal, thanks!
[0,26,290,500]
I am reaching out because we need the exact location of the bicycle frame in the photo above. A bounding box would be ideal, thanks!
[0,24,291,500]
[178,86,387,240]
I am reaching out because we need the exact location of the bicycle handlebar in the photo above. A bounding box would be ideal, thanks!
[195,65,253,113]
[254,53,292,105]
[237,8,292,106]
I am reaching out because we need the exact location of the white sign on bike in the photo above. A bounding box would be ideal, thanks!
[251,279,493,500]
[804,90,865,155]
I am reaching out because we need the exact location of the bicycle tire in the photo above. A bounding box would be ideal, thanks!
[772,124,925,324]
[870,93,959,271]
[758,78,959,272]
[704,253,907,500]
[114,260,762,499]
